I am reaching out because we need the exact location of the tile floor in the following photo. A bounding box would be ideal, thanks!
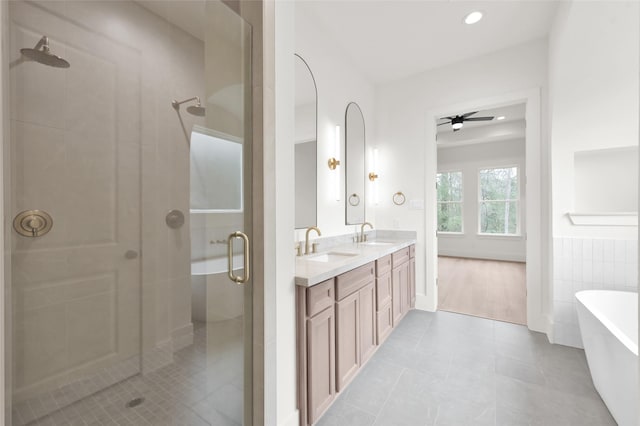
[18,319,244,426]
[318,310,615,426]
[18,310,615,426]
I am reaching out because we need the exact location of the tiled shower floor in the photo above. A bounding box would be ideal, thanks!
[318,310,616,426]
[18,319,244,426]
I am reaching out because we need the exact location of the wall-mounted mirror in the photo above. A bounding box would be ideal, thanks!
[345,102,366,224]
[294,54,318,228]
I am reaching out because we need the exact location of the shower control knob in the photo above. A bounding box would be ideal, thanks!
[165,209,185,229]
[125,250,139,260]
[13,210,53,237]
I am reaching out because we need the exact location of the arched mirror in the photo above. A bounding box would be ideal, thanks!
[294,54,318,228]
[345,102,366,224]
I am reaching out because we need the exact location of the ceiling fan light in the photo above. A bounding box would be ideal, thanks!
[452,122,463,130]
[464,11,483,25]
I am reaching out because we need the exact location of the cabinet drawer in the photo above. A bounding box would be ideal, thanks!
[307,279,334,317]
[409,244,415,258]
[376,302,393,344]
[376,272,392,309]
[336,262,375,301]
[392,247,410,268]
[376,254,392,277]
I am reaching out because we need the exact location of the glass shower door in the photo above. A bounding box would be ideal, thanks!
[9,2,143,422]
[6,0,253,424]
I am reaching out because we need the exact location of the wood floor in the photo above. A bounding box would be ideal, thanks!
[438,256,527,325]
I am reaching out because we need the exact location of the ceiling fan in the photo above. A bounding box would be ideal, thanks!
[438,111,494,132]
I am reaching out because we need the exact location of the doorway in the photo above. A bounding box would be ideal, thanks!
[429,100,537,327]
[3,1,255,424]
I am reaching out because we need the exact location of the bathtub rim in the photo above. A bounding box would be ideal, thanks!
[575,289,638,356]
[191,254,245,275]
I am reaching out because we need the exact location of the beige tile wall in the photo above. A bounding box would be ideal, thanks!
[8,0,210,406]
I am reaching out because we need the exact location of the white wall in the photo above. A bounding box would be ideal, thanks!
[294,6,376,241]
[438,139,526,262]
[549,0,639,240]
[273,1,298,425]
[574,147,638,213]
[374,39,549,315]
[548,0,639,347]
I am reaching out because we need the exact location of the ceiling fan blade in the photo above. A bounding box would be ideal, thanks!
[437,122,451,126]
[464,116,494,121]
[461,111,478,118]
[439,116,455,121]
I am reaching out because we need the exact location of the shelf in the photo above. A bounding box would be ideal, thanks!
[567,212,638,227]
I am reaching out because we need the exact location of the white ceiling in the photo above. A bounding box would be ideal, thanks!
[136,1,559,88]
[297,0,559,84]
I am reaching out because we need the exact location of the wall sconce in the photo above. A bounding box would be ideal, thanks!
[369,148,379,205]
[368,148,379,181]
[328,125,341,170]
[332,125,341,201]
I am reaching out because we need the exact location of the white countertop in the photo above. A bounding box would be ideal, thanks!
[295,238,416,287]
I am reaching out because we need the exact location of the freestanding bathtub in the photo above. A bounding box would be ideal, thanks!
[191,254,244,322]
[576,290,638,426]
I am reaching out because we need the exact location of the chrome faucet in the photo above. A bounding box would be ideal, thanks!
[305,226,321,255]
[360,222,373,243]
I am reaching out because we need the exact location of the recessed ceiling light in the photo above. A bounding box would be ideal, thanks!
[464,11,483,25]
[496,116,506,120]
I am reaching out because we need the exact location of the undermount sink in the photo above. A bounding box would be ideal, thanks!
[361,241,395,246]
[307,252,359,263]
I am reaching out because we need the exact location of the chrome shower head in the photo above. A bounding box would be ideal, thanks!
[20,36,70,68]
[172,96,205,117]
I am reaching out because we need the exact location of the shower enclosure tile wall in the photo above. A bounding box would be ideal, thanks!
[553,237,638,348]
[8,0,210,422]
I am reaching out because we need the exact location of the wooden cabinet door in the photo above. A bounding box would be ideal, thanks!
[376,271,392,309]
[409,257,416,308]
[376,301,393,344]
[336,291,360,391]
[307,306,335,425]
[392,266,403,326]
[393,261,410,324]
[359,282,376,364]
[400,262,410,317]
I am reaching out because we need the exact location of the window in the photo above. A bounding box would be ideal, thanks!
[437,171,463,233]
[479,166,519,235]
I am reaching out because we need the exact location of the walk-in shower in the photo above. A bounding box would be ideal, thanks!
[172,96,206,116]
[20,35,70,68]
[5,0,253,424]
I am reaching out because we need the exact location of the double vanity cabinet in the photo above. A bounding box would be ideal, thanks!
[295,241,416,426]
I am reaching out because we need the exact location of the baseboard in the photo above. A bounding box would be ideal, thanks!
[546,317,555,344]
[279,409,300,426]
[415,294,436,312]
[438,250,525,263]
[172,323,194,351]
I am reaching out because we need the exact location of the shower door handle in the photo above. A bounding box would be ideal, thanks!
[227,231,250,284]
